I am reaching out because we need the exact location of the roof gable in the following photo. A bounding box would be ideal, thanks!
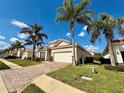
[55,41,71,47]
[48,39,71,47]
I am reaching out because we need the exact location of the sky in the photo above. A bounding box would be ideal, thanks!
[0,0,124,52]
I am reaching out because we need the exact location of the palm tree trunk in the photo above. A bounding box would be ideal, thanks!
[32,44,36,60]
[70,18,76,66]
[108,39,116,66]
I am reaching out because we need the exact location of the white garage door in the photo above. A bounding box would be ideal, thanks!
[54,52,72,63]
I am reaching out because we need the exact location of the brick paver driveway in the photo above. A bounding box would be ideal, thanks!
[0,62,69,93]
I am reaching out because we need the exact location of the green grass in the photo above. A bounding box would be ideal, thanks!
[8,59,42,67]
[0,61,10,70]
[48,64,124,93]
[22,84,45,93]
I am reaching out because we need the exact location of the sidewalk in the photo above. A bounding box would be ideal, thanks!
[0,58,22,69]
[0,75,8,93]
[0,62,69,93]
[33,75,86,93]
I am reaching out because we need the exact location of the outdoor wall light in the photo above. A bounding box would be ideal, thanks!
[117,51,120,55]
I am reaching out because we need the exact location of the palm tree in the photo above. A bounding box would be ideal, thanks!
[88,12,124,66]
[20,24,48,60]
[56,0,93,66]
[9,40,25,57]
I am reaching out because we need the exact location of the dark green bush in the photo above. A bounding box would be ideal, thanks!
[94,56,100,61]
[104,64,124,72]
[34,58,43,62]
[4,56,18,59]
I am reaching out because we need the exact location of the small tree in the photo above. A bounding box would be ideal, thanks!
[11,40,25,57]
[20,24,48,60]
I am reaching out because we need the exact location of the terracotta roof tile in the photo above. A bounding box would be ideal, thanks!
[112,37,124,43]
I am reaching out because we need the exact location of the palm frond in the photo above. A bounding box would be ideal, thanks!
[36,41,45,47]
[56,7,65,15]
[31,24,43,33]
[90,30,100,43]
[40,33,48,39]
[56,15,69,23]
[20,28,31,34]
[74,0,90,15]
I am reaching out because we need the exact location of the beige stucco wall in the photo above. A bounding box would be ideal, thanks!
[22,51,32,59]
[51,47,73,56]
[35,50,48,60]
[76,47,91,60]
[77,47,86,60]
[57,42,70,47]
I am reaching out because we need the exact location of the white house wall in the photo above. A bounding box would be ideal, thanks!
[112,42,124,63]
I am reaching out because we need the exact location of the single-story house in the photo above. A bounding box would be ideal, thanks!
[102,37,124,64]
[35,39,92,63]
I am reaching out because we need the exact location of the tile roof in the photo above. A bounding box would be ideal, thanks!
[112,37,124,43]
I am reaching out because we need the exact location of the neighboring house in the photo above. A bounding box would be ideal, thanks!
[8,49,25,58]
[17,49,25,58]
[21,48,33,59]
[103,37,124,64]
[36,39,92,63]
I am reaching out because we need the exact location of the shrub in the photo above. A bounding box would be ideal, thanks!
[94,56,100,61]
[104,64,124,72]
[85,57,93,64]
[100,58,111,64]
[4,56,18,59]
[34,58,44,62]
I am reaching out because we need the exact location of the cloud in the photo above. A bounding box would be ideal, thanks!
[78,25,88,37]
[49,39,58,43]
[10,37,20,42]
[0,35,5,39]
[11,19,29,28]
[83,25,88,31]
[10,37,24,43]
[0,41,9,45]
[66,32,71,38]
[78,31,85,37]
[84,45,99,52]
[18,33,28,39]
[0,41,10,49]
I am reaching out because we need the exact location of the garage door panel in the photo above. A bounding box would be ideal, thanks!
[54,52,72,63]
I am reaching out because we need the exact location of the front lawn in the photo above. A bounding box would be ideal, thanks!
[0,61,10,70]
[22,84,45,93]
[8,59,42,67]
[48,64,124,93]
